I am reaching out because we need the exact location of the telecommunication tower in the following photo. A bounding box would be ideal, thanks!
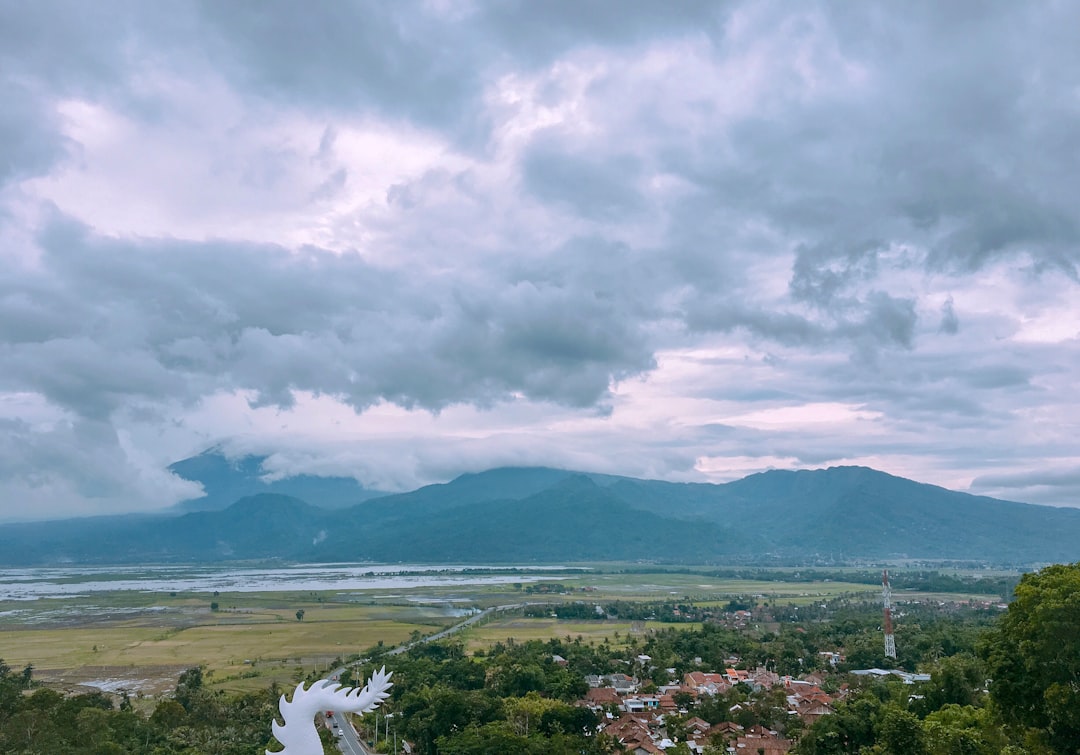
[882,569,897,659]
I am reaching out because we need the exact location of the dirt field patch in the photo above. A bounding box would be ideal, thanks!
[31,664,189,697]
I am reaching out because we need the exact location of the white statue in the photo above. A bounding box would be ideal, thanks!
[268,667,393,755]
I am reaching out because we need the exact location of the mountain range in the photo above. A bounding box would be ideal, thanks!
[1,453,1078,565]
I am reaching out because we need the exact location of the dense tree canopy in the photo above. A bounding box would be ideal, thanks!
[981,562,1080,753]
[0,661,333,755]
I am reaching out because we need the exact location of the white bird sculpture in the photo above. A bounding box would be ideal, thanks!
[267,666,393,755]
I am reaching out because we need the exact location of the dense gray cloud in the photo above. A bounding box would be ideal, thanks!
[939,297,959,334]
[971,467,1080,506]
[0,81,67,189]
[3,214,657,416]
[1,0,1079,518]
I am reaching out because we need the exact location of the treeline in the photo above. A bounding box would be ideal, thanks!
[522,600,709,622]
[604,566,1020,598]
[0,664,335,755]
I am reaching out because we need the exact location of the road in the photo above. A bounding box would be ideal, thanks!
[386,603,522,654]
[328,603,534,754]
[326,710,369,755]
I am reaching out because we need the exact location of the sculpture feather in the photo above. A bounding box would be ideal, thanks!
[267,667,392,755]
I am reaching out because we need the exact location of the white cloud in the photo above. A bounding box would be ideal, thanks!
[2,0,1080,517]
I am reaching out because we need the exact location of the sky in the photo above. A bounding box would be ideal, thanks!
[2,1,1079,520]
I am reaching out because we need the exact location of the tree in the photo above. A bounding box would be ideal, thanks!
[796,695,882,754]
[923,704,1007,755]
[981,562,1080,752]
[173,666,203,712]
[436,721,539,755]
[486,662,546,697]
[538,704,596,737]
[877,707,927,755]
[673,690,695,709]
[910,653,985,717]
[296,608,305,622]
[504,692,561,736]
[150,699,187,729]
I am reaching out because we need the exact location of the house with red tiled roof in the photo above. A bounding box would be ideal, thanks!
[750,666,781,690]
[603,714,650,739]
[792,697,835,724]
[603,715,662,755]
[784,680,836,724]
[692,720,744,754]
[584,686,621,710]
[725,667,751,685]
[708,721,744,737]
[658,693,678,713]
[732,727,793,754]
[684,671,731,695]
[683,716,711,736]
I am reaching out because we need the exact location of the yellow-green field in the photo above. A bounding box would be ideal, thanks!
[0,593,460,694]
[2,616,414,667]
[460,618,702,652]
[531,573,884,604]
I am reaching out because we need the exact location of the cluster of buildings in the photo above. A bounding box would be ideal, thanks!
[577,664,848,754]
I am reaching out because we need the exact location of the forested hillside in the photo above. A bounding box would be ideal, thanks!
[4,465,1080,565]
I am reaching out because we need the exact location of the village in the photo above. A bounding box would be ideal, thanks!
[570,656,933,754]
[341,587,982,755]
[576,657,839,754]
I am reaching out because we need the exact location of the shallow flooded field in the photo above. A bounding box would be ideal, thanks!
[0,562,574,600]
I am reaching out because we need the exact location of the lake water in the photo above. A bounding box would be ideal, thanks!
[0,563,580,601]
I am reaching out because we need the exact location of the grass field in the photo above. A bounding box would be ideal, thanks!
[459,618,703,652]
[0,591,463,694]
[2,613,443,694]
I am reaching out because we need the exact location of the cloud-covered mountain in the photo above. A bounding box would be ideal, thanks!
[2,2,1080,522]
[168,449,388,512]
[2,466,1078,566]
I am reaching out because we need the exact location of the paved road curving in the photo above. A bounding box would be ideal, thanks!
[328,603,536,754]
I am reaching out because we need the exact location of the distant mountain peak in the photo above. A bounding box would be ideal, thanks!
[224,493,313,514]
[167,449,388,512]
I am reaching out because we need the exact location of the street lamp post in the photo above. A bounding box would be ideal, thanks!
[385,713,395,755]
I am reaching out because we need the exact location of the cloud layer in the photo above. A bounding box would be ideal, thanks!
[2,1,1079,518]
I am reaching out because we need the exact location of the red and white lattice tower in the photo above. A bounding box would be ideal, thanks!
[882,569,897,659]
